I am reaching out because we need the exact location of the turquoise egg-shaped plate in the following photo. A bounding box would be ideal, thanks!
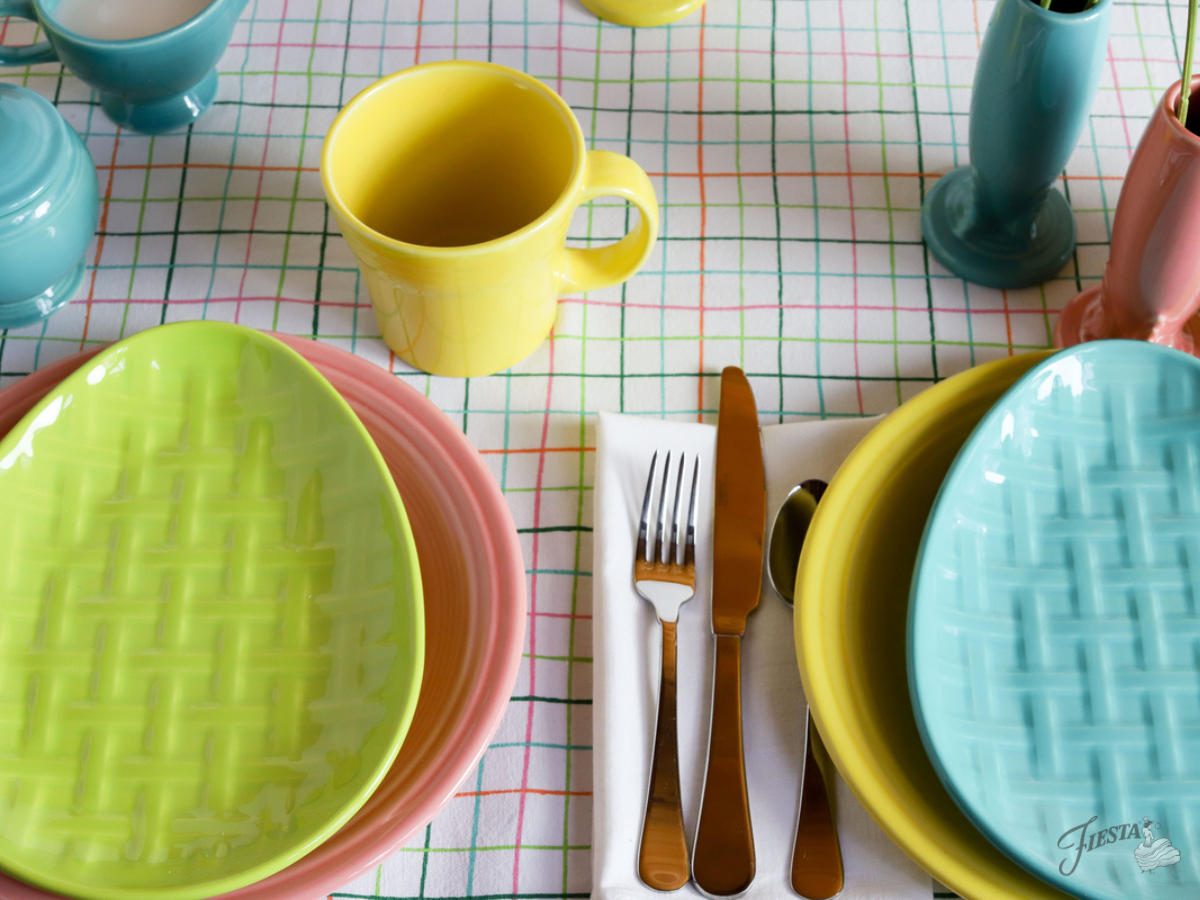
[910,341,1200,900]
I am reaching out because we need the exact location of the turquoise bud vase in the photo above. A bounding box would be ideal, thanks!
[921,0,1112,289]
[0,84,99,329]
[0,0,250,134]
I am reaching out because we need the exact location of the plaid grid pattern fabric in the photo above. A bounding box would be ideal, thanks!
[0,0,1195,897]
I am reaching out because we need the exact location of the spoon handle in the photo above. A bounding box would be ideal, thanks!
[638,618,689,891]
[791,712,844,900]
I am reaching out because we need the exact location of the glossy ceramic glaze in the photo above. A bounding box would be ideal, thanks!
[0,84,98,329]
[0,333,526,900]
[910,341,1200,900]
[0,323,424,900]
[921,0,1111,288]
[579,0,704,27]
[796,350,1086,900]
[0,0,248,133]
[1056,77,1200,355]
[321,61,659,378]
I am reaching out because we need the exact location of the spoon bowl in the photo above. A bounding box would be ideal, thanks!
[768,480,826,604]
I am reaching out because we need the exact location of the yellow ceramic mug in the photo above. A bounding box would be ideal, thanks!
[321,61,659,378]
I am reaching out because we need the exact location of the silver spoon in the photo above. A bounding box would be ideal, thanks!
[768,479,844,900]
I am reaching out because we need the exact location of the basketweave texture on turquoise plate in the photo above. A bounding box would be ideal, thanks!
[909,340,1200,900]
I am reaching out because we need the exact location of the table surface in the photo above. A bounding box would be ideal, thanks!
[1,0,1192,897]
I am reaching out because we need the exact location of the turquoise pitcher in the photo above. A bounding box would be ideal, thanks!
[921,0,1112,289]
[0,0,249,134]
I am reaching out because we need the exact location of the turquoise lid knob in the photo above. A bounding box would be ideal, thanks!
[0,84,71,216]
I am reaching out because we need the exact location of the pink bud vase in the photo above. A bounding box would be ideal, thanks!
[1056,76,1200,354]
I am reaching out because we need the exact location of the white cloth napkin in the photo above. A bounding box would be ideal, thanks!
[593,412,933,900]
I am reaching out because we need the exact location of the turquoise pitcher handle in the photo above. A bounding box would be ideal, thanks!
[0,0,58,66]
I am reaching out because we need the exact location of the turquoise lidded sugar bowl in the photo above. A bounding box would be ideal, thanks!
[0,83,98,329]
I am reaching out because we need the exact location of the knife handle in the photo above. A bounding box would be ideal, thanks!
[791,712,844,899]
[639,618,689,891]
[693,633,755,896]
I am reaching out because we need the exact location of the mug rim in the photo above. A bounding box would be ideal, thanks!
[320,60,587,257]
[32,0,231,48]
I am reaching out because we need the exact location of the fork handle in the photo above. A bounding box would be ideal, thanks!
[639,618,689,891]
[693,633,755,896]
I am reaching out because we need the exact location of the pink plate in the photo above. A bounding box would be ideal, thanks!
[0,334,527,900]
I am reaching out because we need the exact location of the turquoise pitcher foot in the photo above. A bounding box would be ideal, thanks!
[921,165,1076,290]
[98,68,218,134]
[0,262,84,331]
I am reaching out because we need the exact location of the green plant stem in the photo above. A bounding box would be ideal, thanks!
[1181,0,1199,126]
[1041,0,1052,8]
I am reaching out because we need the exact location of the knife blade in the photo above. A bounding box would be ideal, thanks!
[692,366,765,897]
[710,366,766,635]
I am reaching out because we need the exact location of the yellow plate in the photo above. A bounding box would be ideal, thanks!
[796,351,1078,900]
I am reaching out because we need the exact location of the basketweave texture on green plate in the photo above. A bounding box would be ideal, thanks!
[0,321,424,900]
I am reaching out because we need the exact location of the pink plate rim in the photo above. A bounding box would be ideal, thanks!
[0,333,527,900]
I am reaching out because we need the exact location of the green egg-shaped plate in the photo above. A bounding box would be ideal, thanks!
[0,322,424,900]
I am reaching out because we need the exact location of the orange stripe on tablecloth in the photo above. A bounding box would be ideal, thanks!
[413,0,425,65]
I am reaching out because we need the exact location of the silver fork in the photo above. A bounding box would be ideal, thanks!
[634,450,700,893]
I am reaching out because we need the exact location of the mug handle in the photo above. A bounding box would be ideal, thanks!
[559,150,659,294]
[0,0,58,66]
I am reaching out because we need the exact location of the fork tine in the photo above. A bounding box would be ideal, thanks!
[670,452,686,566]
[685,455,700,568]
[638,451,658,563]
[656,450,672,564]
